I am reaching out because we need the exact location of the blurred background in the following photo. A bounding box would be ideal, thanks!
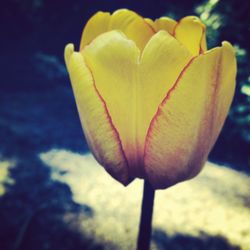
[0,0,249,249]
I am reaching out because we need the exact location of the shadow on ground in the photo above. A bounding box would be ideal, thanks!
[0,155,104,250]
[0,83,103,249]
[152,229,240,250]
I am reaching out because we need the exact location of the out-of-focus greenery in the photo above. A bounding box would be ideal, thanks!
[0,160,14,196]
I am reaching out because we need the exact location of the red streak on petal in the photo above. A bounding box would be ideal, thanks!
[144,19,157,33]
[208,52,222,136]
[199,25,206,54]
[85,64,130,171]
[143,57,196,165]
[172,18,181,37]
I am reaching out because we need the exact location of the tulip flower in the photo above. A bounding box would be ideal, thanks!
[64,9,237,190]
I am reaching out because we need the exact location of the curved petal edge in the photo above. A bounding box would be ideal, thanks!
[65,44,131,185]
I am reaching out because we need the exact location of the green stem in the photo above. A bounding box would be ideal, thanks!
[137,180,155,250]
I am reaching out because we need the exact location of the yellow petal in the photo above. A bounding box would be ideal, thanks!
[64,43,131,185]
[82,30,192,177]
[144,18,156,31]
[82,31,142,176]
[138,31,192,159]
[80,11,111,50]
[144,42,236,189]
[208,41,237,150]
[80,9,154,52]
[65,43,74,69]
[108,9,155,51]
[144,17,177,34]
[154,17,177,34]
[174,16,207,55]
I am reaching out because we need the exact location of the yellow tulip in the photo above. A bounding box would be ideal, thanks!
[64,9,237,189]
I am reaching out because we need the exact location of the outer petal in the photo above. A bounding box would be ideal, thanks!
[144,42,236,189]
[208,42,237,150]
[174,16,207,55]
[82,31,141,176]
[64,44,131,185]
[80,9,154,51]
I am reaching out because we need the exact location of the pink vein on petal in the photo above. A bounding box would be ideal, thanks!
[199,26,206,54]
[84,64,130,171]
[143,57,196,164]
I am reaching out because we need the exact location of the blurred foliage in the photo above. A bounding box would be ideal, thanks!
[1,0,250,170]
[0,160,14,196]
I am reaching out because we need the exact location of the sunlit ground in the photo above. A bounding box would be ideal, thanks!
[0,160,14,196]
[40,149,250,250]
